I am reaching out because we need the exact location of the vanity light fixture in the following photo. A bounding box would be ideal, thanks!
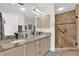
[20,7,26,11]
[35,8,43,14]
[40,12,43,14]
[33,8,43,15]
[33,10,40,15]
[35,9,39,12]
[58,7,64,11]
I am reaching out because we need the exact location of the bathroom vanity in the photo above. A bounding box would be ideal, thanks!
[0,33,51,56]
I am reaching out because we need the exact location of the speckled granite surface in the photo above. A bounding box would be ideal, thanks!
[0,33,51,52]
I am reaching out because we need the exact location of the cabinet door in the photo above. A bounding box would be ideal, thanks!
[0,52,4,56]
[35,45,41,56]
[4,46,24,56]
[35,40,42,56]
[26,42,36,56]
[47,37,51,51]
[42,37,49,55]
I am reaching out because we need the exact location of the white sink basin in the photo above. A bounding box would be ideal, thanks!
[0,39,26,49]
[0,43,16,49]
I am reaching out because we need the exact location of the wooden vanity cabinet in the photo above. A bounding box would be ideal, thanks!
[42,36,51,55]
[24,36,50,56]
[24,36,51,56]
[3,45,24,56]
[42,37,49,55]
[24,42,36,56]
[0,36,51,56]
[24,39,43,56]
[47,37,51,50]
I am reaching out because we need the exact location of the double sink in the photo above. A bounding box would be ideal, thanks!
[0,34,48,51]
[0,39,26,51]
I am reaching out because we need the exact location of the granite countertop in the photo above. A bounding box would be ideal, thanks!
[0,33,51,52]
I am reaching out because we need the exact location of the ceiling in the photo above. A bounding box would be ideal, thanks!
[0,3,76,18]
[55,3,77,14]
[0,3,54,19]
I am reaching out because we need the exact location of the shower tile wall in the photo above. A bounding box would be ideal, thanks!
[55,10,77,48]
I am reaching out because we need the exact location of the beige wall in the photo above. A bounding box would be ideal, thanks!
[1,12,25,36]
[36,4,55,51]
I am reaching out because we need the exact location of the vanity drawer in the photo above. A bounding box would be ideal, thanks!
[35,40,41,46]
[35,39,42,56]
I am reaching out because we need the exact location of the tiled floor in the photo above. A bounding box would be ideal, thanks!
[46,48,79,56]
[45,50,61,56]
[56,48,79,56]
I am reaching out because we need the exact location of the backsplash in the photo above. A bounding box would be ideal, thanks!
[5,35,15,40]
